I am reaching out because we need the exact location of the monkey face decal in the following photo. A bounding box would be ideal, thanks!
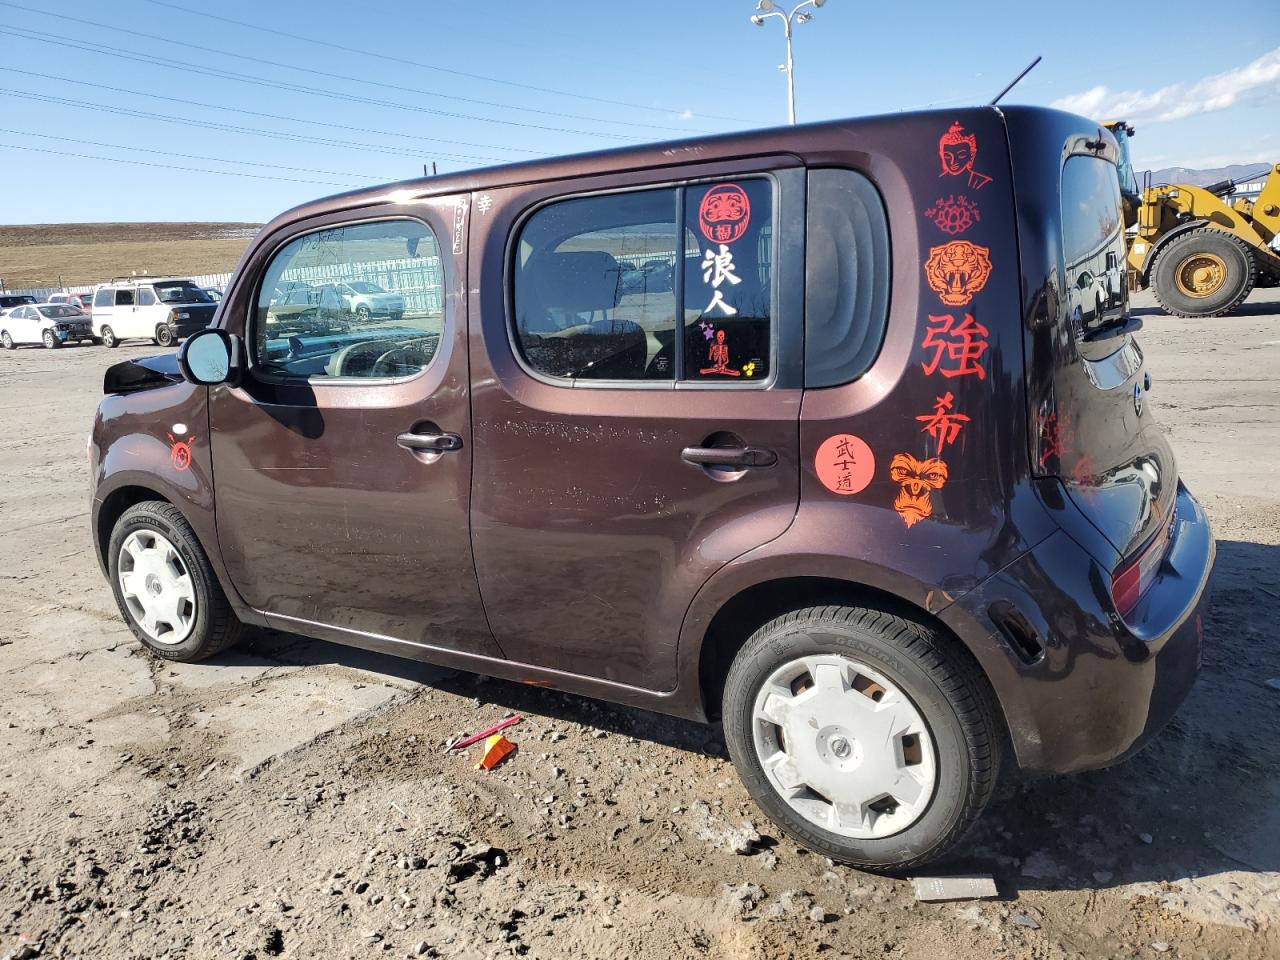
[889,453,948,528]
[924,240,993,307]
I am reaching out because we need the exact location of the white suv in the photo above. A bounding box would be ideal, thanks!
[90,278,218,348]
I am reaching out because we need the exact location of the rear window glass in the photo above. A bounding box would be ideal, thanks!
[114,289,134,307]
[512,178,774,384]
[94,289,113,307]
[804,169,891,387]
[1061,156,1127,336]
[138,287,156,306]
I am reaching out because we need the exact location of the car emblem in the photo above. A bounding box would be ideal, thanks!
[1133,382,1144,417]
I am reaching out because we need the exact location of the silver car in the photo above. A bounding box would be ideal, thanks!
[317,281,405,323]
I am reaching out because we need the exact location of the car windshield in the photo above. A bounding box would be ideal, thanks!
[153,282,213,304]
[39,305,85,318]
[346,281,385,294]
[1,296,36,308]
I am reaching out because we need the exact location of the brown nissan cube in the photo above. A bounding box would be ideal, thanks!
[90,106,1214,870]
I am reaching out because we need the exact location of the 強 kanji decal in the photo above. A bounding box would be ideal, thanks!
[920,313,990,380]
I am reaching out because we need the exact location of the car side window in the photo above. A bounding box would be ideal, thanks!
[253,219,443,380]
[115,289,135,307]
[94,289,112,308]
[138,288,156,306]
[512,177,774,384]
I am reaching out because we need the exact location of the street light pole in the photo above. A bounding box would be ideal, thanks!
[750,0,826,125]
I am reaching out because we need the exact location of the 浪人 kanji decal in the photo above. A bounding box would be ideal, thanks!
[815,434,876,496]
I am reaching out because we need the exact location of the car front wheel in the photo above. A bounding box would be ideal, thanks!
[156,325,175,347]
[1,330,13,350]
[108,501,243,662]
[42,329,60,349]
[722,604,1001,871]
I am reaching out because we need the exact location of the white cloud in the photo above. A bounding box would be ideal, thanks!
[677,109,694,121]
[1051,48,1280,124]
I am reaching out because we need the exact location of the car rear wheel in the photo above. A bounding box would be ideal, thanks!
[108,501,244,662]
[722,605,1001,871]
[1,331,13,350]
[356,305,371,323]
[1150,228,1256,318]
[42,329,60,349]
[156,325,175,347]
[101,325,119,348]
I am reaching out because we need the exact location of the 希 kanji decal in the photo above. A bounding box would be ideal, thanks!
[815,433,876,496]
[916,392,971,453]
[700,328,740,377]
[698,183,751,244]
[888,453,949,528]
[924,240,993,307]
[925,194,980,235]
[920,313,990,380]
[939,121,992,191]
[167,431,193,472]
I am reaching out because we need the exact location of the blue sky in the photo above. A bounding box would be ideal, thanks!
[0,0,1276,223]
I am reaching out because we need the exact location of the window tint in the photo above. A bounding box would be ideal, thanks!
[94,288,113,307]
[512,178,774,384]
[138,287,156,306]
[114,289,135,306]
[254,219,443,380]
[683,180,772,382]
[514,188,677,381]
[804,169,891,388]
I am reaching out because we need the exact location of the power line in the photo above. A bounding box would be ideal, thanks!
[0,88,509,166]
[0,142,364,188]
[0,127,394,181]
[0,25,654,143]
[0,1,709,136]
[0,68,538,160]
[135,0,744,124]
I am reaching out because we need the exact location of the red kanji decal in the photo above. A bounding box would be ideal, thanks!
[939,121,992,190]
[916,392,971,453]
[697,183,751,245]
[920,313,990,380]
[1038,412,1062,467]
[925,195,980,235]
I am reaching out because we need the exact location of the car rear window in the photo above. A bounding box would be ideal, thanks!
[1060,156,1127,338]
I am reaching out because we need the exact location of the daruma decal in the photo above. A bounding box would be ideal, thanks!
[697,183,751,245]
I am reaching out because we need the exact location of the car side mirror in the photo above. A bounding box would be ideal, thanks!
[178,328,242,386]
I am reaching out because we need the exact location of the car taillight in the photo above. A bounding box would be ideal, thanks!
[1111,505,1176,619]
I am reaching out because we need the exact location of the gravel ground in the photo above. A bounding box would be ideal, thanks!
[1,289,1277,959]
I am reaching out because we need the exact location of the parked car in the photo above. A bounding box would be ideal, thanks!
[1,302,94,348]
[48,293,91,311]
[90,278,217,348]
[0,293,37,316]
[315,280,406,323]
[90,106,1214,871]
[202,287,224,302]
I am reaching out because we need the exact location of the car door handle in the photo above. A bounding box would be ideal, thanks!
[681,445,776,468]
[397,431,463,452]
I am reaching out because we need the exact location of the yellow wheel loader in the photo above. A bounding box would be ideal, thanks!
[1105,121,1280,318]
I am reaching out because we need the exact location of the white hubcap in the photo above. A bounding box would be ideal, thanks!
[751,655,937,840]
[117,530,197,644]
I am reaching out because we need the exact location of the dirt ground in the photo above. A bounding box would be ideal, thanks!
[1,289,1277,960]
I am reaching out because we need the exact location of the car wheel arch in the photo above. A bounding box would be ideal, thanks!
[688,572,1006,739]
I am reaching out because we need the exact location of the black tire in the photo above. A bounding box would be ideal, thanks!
[1,330,14,350]
[42,329,60,349]
[722,605,1001,871]
[107,501,244,662]
[101,326,119,348]
[355,304,371,323]
[1150,229,1256,318]
[156,325,175,347]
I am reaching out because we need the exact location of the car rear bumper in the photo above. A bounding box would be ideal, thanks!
[941,482,1213,774]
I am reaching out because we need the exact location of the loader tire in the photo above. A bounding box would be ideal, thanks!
[1150,229,1256,318]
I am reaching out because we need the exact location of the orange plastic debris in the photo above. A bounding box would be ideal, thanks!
[474,734,516,770]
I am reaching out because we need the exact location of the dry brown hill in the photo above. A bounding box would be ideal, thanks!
[0,222,262,289]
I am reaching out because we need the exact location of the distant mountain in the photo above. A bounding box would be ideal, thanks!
[1141,163,1272,188]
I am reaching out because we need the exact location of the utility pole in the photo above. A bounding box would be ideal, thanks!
[750,0,828,125]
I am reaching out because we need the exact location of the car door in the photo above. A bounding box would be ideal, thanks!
[207,200,500,657]
[111,287,142,338]
[467,161,804,692]
[10,306,34,343]
[91,287,113,334]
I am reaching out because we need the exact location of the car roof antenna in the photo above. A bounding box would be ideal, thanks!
[989,56,1042,106]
